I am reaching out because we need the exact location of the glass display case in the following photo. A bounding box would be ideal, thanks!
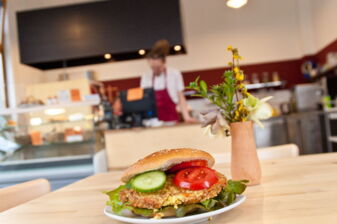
[0,100,105,190]
[0,101,103,163]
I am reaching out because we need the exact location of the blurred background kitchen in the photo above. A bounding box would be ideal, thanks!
[0,0,337,190]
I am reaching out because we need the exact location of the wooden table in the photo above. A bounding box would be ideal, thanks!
[1,153,337,224]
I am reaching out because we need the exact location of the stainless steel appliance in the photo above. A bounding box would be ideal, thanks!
[294,83,323,111]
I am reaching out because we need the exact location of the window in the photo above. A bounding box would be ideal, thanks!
[0,0,6,108]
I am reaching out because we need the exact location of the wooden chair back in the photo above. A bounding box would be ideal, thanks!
[258,144,299,160]
[212,144,300,164]
[0,178,51,212]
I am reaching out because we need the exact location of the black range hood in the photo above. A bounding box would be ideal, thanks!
[16,0,185,70]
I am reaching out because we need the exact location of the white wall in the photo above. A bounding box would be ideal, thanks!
[310,0,337,51]
[43,0,307,82]
[5,0,337,106]
[296,0,316,56]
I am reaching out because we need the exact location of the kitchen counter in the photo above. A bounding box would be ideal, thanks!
[104,110,330,169]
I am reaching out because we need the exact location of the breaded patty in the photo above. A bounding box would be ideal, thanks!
[119,172,227,209]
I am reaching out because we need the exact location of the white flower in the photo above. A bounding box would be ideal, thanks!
[203,124,228,138]
[200,110,230,137]
[243,95,273,127]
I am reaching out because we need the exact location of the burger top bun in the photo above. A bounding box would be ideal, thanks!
[121,148,215,183]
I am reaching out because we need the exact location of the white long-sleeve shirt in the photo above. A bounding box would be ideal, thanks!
[140,67,185,104]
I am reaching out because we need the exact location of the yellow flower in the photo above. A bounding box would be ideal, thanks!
[242,88,249,97]
[236,72,244,81]
[238,83,245,89]
[228,62,233,67]
[239,56,244,60]
[233,54,239,60]
[227,45,233,51]
[233,67,239,73]
[234,110,240,119]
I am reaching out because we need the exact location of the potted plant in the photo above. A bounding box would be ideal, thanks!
[187,46,273,185]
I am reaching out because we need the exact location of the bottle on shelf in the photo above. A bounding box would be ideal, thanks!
[262,72,269,83]
[272,71,280,82]
[252,73,259,84]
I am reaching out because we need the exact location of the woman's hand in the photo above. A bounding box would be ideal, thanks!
[184,116,198,123]
[178,91,198,123]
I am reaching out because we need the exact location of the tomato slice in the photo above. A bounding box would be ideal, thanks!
[167,160,208,173]
[173,167,219,190]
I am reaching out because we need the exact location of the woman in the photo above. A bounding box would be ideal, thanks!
[140,40,194,123]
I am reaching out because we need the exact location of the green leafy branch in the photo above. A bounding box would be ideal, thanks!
[187,46,251,123]
[187,71,237,122]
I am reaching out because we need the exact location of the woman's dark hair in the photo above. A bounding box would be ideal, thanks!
[147,39,170,62]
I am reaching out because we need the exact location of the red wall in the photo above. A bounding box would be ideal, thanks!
[103,38,337,90]
[315,39,337,64]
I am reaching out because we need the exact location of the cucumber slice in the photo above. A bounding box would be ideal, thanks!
[131,171,166,193]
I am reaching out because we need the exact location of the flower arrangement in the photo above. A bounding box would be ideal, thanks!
[187,46,273,137]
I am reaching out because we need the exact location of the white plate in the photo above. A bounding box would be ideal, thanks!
[104,195,246,224]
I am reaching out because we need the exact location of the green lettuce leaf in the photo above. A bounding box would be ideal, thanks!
[200,198,218,210]
[132,207,154,217]
[160,206,176,217]
[216,190,236,205]
[105,185,154,217]
[215,179,248,205]
[105,185,132,215]
[176,204,208,217]
[226,179,248,194]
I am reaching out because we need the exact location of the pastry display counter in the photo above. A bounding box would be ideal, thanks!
[0,100,104,190]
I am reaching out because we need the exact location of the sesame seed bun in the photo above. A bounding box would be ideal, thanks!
[121,148,215,183]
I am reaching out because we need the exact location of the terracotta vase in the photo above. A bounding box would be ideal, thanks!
[230,121,261,185]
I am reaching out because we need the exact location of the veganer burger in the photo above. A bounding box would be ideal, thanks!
[105,148,247,219]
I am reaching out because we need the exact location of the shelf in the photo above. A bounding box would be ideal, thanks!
[0,100,100,116]
[29,118,93,127]
[184,81,285,97]
[0,154,92,166]
[329,136,337,143]
[245,81,285,90]
[20,139,95,148]
[0,140,95,163]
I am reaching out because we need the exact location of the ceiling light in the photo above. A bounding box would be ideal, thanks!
[104,53,112,60]
[138,49,146,55]
[173,45,182,51]
[226,0,248,9]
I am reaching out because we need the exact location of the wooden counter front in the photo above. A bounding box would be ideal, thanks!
[104,123,231,170]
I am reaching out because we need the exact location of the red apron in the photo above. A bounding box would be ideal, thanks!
[152,73,179,122]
